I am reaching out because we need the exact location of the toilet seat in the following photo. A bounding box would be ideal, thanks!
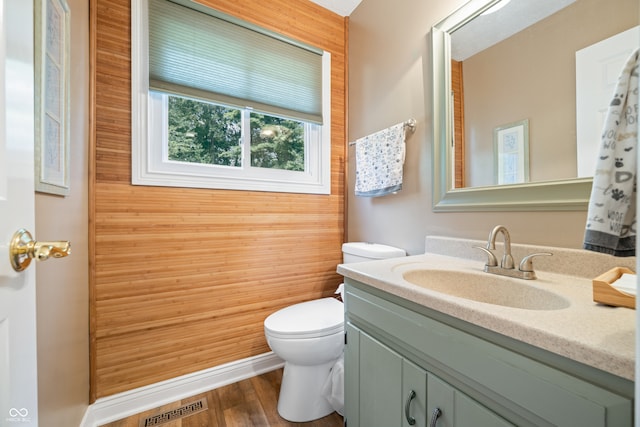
[264,297,344,339]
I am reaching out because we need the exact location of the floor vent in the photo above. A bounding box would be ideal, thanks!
[139,397,208,427]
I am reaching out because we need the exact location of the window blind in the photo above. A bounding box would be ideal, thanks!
[148,0,323,124]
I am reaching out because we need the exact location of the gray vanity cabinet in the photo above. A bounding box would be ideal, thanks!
[343,279,633,427]
[346,322,512,427]
[346,324,427,426]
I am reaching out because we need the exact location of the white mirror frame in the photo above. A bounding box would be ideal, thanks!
[431,0,592,212]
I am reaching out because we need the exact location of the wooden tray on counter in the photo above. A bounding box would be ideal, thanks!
[592,267,636,309]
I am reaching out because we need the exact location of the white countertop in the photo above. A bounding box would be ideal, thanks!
[337,236,636,381]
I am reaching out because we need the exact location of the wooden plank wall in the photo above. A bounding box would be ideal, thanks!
[90,0,347,400]
[451,60,465,188]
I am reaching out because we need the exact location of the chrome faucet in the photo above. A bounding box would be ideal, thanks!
[487,225,514,269]
[474,225,552,280]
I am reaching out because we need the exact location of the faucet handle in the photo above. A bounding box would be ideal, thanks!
[473,246,498,267]
[519,252,553,272]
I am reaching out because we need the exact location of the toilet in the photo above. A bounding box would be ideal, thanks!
[264,242,406,422]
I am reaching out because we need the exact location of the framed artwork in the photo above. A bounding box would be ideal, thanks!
[34,0,70,196]
[493,119,529,185]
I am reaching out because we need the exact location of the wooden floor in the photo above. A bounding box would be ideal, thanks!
[100,369,344,427]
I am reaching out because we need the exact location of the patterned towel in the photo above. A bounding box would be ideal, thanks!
[354,122,406,197]
[584,48,639,257]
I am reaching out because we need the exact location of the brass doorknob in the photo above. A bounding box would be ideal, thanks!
[9,228,71,272]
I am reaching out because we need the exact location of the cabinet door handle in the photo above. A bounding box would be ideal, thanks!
[429,407,442,427]
[404,390,417,425]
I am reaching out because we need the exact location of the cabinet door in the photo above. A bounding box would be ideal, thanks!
[358,330,403,427]
[345,323,428,427]
[427,373,514,427]
[403,359,428,427]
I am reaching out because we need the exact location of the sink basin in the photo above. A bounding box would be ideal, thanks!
[402,269,570,310]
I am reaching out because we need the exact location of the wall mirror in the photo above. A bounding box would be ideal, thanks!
[431,0,638,212]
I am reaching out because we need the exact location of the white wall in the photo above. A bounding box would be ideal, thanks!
[347,0,607,255]
[35,0,90,424]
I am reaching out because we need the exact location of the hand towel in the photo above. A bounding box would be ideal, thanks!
[584,48,639,257]
[354,122,406,197]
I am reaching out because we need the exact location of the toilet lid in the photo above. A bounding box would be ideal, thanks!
[264,297,344,339]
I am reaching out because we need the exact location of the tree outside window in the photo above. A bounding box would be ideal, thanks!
[168,96,305,172]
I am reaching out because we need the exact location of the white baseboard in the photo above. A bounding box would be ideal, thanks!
[80,352,284,427]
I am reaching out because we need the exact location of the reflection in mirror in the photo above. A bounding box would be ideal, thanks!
[431,0,639,212]
[449,0,638,189]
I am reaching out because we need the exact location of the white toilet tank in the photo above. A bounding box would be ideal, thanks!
[342,242,405,263]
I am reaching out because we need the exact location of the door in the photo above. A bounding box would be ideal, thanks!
[0,0,38,425]
[576,25,640,177]
[402,359,427,427]
[359,331,403,427]
[346,324,428,427]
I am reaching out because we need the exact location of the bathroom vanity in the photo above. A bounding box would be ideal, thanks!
[338,237,635,427]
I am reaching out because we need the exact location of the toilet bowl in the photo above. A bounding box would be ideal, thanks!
[264,297,344,422]
[264,242,406,422]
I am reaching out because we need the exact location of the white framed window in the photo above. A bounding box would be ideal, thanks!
[131,0,331,194]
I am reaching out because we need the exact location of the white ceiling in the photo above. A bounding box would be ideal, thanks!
[450,0,576,61]
[310,0,577,56]
[309,0,362,16]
